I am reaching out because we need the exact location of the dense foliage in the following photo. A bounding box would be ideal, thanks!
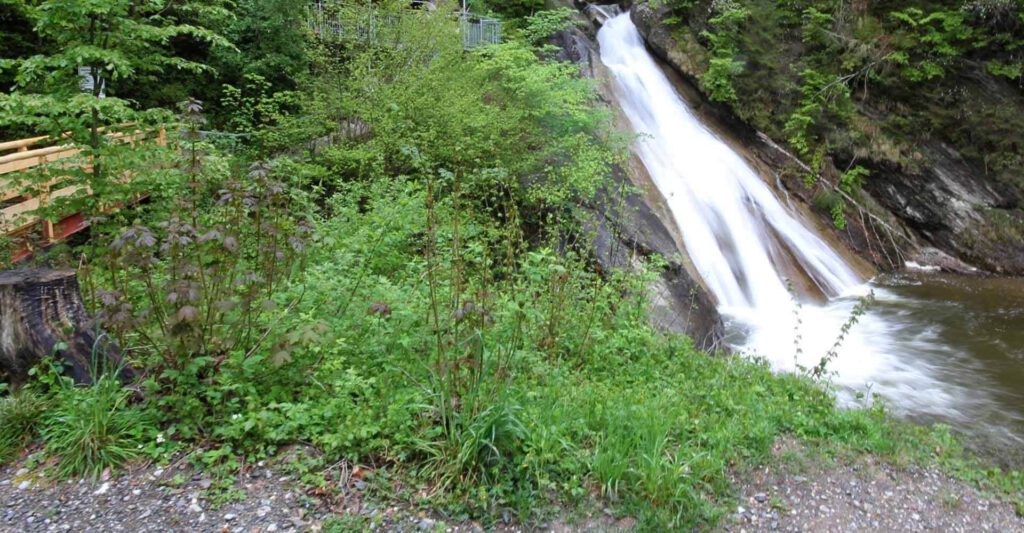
[1,0,1022,530]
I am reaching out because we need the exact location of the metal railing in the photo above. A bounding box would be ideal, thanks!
[460,16,502,49]
[306,2,501,49]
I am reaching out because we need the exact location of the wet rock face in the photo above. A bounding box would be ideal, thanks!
[550,23,726,350]
[631,3,708,82]
[583,167,726,350]
[862,143,1024,274]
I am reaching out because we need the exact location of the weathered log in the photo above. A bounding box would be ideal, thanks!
[0,268,134,385]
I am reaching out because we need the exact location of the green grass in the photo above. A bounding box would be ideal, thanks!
[0,388,47,463]
[39,375,153,478]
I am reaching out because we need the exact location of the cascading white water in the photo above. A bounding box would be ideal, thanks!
[595,12,980,419]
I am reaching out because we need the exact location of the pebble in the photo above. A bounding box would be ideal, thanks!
[17,481,30,491]
[418,518,437,531]
[754,492,768,503]
[94,483,111,495]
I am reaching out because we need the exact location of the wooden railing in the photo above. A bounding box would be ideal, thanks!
[0,128,165,261]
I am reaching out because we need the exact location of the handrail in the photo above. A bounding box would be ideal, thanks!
[1,127,166,262]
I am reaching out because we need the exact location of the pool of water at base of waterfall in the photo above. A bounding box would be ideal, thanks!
[725,272,1024,453]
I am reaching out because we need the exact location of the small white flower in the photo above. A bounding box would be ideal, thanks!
[231,414,241,420]
[156,433,165,444]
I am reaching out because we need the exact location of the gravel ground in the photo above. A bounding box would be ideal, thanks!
[2,439,1021,532]
[0,458,333,533]
[722,439,1024,533]
[0,454,625,533]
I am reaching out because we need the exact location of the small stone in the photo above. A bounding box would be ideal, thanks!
[132,489,141,496]
[153,468,164,477]
[737,506,746,515]
[754,493,768,504]
[912,513,921,521]
[15,469,29,476]
[224,513,237,521]
[257,506,271,518]
[418,518,437,531]
[267,525,278,532]
[17,481,30,491]
[189,502,203,513]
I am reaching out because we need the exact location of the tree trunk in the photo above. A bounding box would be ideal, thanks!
[0,268,134,386]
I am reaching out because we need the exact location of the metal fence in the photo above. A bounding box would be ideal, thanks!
[307,2,395,42]
[307,2,501,50]
[461,16,502,49]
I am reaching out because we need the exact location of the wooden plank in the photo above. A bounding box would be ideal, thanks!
[1,125,160,249]
[0,177,30,202]
[0,145,71,165]
[0,124,140,155]
[0,136,49,153]
[0,146,80,175]
[0,197,41,234]
[50,183,89,200]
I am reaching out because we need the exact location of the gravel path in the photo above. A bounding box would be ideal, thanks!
[723,439,1024,532]
[0,459,331,533]
[2,439,1021,532]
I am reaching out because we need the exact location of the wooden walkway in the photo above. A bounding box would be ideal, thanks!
[0,129,164,262]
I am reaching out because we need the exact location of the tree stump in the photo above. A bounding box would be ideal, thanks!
[0,268,134,385]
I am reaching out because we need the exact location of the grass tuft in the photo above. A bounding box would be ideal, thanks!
[0,389,48,463]
[40,375,153,479]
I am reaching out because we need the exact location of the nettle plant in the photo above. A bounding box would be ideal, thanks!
[83,99,313,378]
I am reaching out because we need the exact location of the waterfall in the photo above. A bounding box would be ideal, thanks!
[595,12,970,416]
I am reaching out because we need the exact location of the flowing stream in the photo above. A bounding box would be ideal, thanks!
[596,12,1024,445]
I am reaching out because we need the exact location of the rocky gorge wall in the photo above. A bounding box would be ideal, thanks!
[550,0,1023,349]
[625,0,1024,275]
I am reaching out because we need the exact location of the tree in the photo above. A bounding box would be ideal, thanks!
[0,0,230,216]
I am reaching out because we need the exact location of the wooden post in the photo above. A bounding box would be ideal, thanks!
[39,185,54,243]
[0,268,135,385]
